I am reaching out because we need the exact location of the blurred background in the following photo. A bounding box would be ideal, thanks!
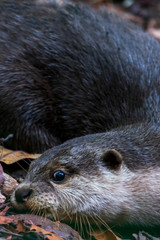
[74,0,160,40]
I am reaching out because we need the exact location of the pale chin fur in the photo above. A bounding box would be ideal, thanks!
[11,164,160,227]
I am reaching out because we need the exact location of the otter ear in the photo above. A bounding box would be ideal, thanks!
[102,149,122,171]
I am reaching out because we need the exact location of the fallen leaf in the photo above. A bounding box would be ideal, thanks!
[30,224,63,240]
[16,220,27,233]
[0,215,17,225]
[92,229,122,240]
[0,146,41,164]
[10,214,84,239]
[0,206,10,216]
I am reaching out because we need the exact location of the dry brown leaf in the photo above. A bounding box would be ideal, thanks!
[0,206,10,216]
[92,229,122,240]
[30,224,64,240]
[0,215,67,239]
[0,146,41,164]
[16,220,26,233]
[9,214,83,239]
[0,215,17,225]
[0,213,84,239]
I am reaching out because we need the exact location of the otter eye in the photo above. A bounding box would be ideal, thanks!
[52,170,66,183]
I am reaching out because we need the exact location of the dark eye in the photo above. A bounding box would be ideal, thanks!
[52,170,66,183]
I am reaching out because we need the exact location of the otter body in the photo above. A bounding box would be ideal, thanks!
[1,0,160,152]
[11,123,160,229]
[9,0,160,232]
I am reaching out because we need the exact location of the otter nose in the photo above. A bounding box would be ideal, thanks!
[15,188,32,203]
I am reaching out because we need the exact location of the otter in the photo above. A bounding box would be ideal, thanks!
[0,0,160,153]
[7,0,160,235]
[11,123,160,232]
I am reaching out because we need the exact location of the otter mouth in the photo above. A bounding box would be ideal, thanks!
[11,189,114,239]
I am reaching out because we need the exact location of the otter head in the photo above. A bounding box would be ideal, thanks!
[11,135,160,228]
[11,141,127,222]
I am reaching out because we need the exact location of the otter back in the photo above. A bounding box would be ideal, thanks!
[0,0,160,152]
